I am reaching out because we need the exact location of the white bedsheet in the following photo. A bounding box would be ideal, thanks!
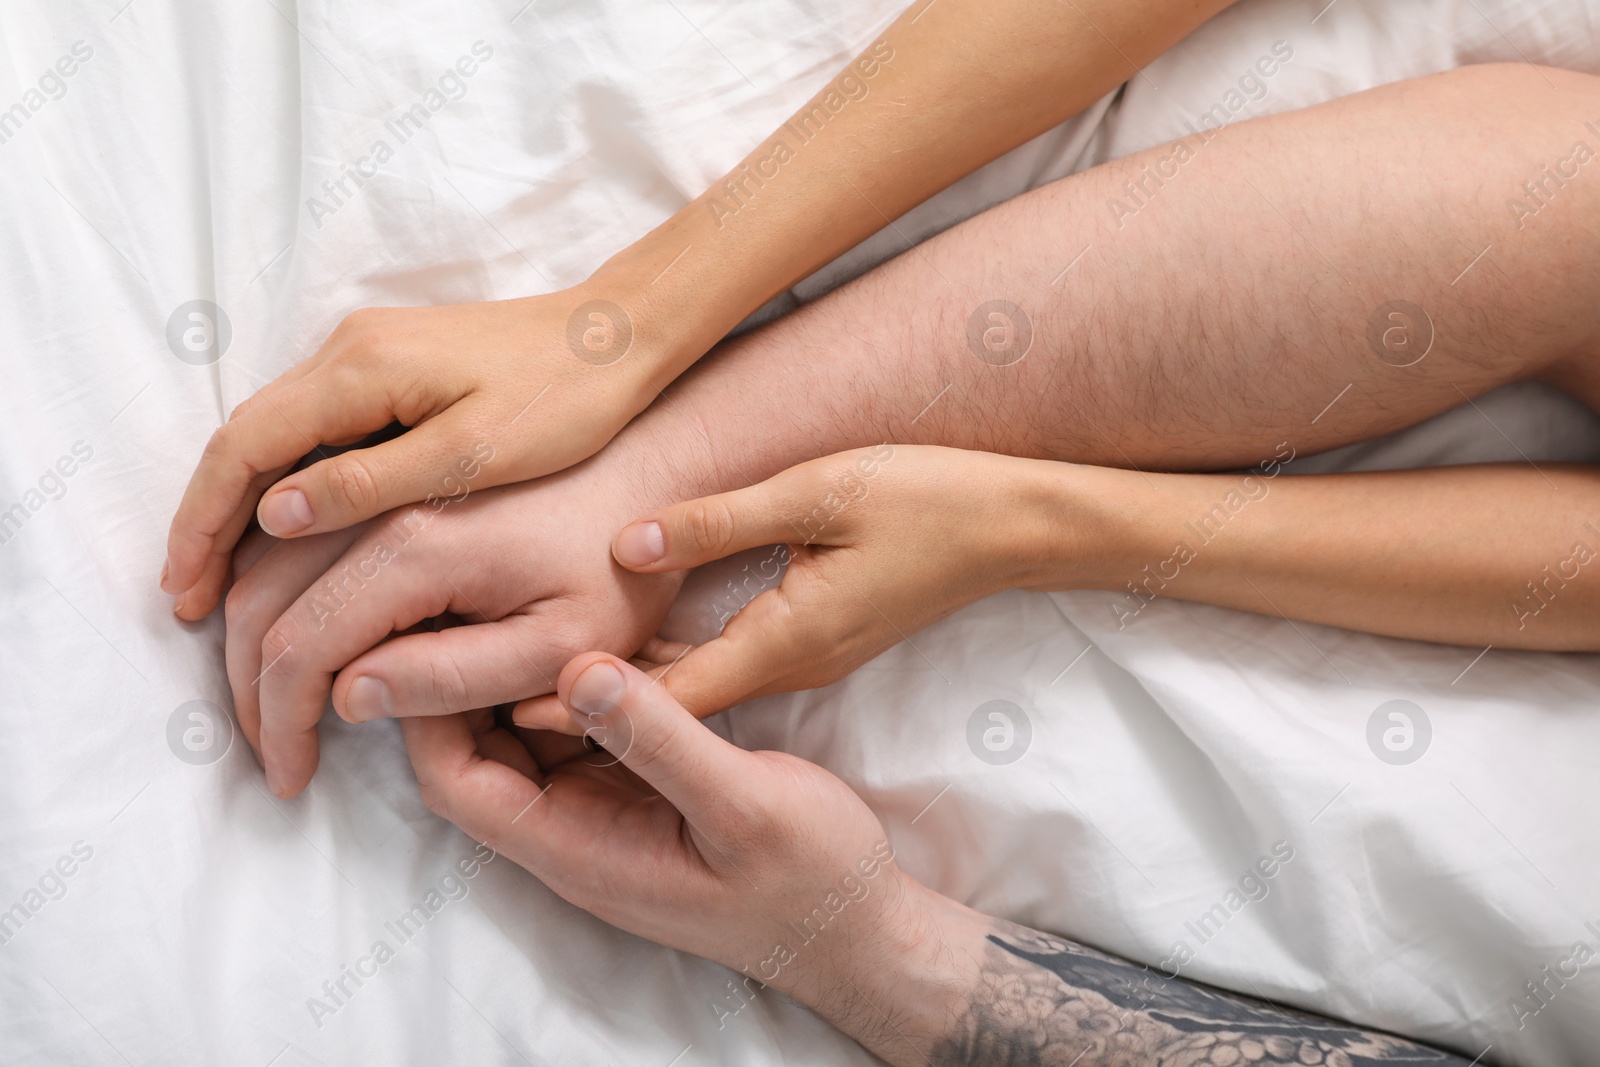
[2,0,1598,1064]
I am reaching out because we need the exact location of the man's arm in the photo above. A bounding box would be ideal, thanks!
[664,62,1600,488]
[853,907,1475,1066]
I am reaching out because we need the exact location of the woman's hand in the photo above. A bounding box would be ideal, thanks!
[403,655,955,1033]
[163,286,673,619]
[579,441,1600,715]
[162,287,681,620]
[515,446,1114,727]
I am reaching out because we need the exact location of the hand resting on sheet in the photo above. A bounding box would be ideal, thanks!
[401,653,1477,1066]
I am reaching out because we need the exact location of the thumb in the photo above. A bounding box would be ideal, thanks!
[256,408,492,538]
[657,587,810,718]
[558,653,755,827]
[612,461,835,573]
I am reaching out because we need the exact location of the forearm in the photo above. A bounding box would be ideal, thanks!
[1041,462,1600,651]
[587,0,1237,388]
[619,65,1600,499]
[819,891,1476,1066]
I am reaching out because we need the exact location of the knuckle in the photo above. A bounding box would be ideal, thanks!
[224,577,264,632]
[339,306,381,336]
[618,713,673,767]
[792,460,871,543]
[394,371,453,425]
[424,653,472,711]
[682,499,739,556]
[201,421,238,464]
[415,779,452,820]
[332,309,387,357]
[322,456,382,516]
[259,620,299,669]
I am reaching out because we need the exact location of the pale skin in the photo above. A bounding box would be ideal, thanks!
[161,0,1238,618]
[221,62,1600,796]
[408,651,1476,1064]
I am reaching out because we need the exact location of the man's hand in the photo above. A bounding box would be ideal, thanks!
[402,654,937,1024]
[222,435,696,798]
[411,655,1479,1066]
[164,290,665,620]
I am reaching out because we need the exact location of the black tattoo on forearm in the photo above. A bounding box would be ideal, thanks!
[929,920,1477,1066]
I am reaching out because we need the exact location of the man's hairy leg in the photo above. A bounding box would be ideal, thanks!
[667,62,1600,488]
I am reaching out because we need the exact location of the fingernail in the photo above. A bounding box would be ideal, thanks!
[347,676,396,722]
[568,661,627,722]
[613,521,665,567]
[510,701,546,728]
[512,704,567,732]
[259,488,314,536]
[172,590,188,617]
[265,761,286,798]
[159,558,170,590]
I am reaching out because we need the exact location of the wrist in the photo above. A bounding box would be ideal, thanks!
[790,875,982,1066]
[552,264,698,403]
[1004,459,1164,593]
[582,216,770,389]
[584,388,729,514]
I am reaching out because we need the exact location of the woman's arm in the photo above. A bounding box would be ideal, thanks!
[600,0,1239,366]
[162,0,1235,617]
[1047,461,1600,651]
[547,450,1597,730]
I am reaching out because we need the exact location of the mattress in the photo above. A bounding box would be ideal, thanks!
[1,0,1597,1064]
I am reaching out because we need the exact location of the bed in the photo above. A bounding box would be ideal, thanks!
[2,0,1597,1063]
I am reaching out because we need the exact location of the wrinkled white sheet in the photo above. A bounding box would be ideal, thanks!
[2,0,1598,1064]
